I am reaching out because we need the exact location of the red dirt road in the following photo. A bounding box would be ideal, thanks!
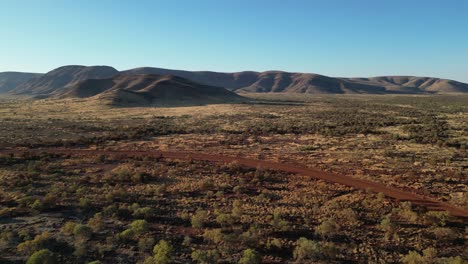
[4,148,468,219]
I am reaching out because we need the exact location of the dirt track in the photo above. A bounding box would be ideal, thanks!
[3,148,468,219]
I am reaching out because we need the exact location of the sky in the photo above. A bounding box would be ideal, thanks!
[1,0,467,82]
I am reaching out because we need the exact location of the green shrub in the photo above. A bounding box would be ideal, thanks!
[17,232,52,255]
[118,229,136,241]
[315,218,338,239]
[293,237,321,261]
[216,213,235,227]
[73,224,92,240]
[79,198,92,210]
[153,240,173,264]
[130,220,149,234]
[424,211,449,227]
[61,222,77,236]
[401,251,424,264]
[191,210,208,228]
[238,249,260,264]
[270,210,289,231]
[87,213,105,232]
[26,249,56,264]
[232,200,243,218]
[191,249,220,264]
[203,229,224,244]
[132,207,155,219]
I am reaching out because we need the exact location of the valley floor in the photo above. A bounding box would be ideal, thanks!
[0,94,466,263]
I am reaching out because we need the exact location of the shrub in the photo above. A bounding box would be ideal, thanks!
[118,229,135,241]
[132,207,155,219]
[203,229,224,244]
[379,215,395,240]
[315,218,338,239]
[399,202,418,223]
[240,226,260,246]
[191,249,220,264]
[61,222,77,236]
[73,224,92,240]
[26,249,56,264]
[216,213,235,227]
[401,251,424,264]
[401,248,439,264]
[293,237,321,261]
[266,238,282,250]
[424,211,449,227]
[30,199,44,211]
[143,256,155,264]
[233,185,245,194]
[87,213,105,232]
[17,232,52,255]
[79,198,92,210]
[232,200,243,218]
[238,249,261,264]
[441,256,464,264]
[138,237,155,252]
[270,210,290,231]
[130,220,149,234]
[431,227,457,242]
[191,210,208,228]
[153,240,173,264]
[320,241,339,259]
[154,184,167,196]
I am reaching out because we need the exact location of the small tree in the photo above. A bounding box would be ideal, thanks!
[153,240,173,264]
[238,249,261,264]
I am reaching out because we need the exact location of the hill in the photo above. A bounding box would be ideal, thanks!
[4,65,468,96]
[58,74,245,106]
[10,65,119,96]
[123,67,468,94]
[0,72,43,93]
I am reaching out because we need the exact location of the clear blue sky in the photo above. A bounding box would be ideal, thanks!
[1,0,467,81]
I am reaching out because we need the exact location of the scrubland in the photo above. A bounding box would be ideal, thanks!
[0,94,466,263]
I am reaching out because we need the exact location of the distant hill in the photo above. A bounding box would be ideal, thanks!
[3,65,468,97]
[0,72,42,93]
[123,67,468,94]
[10,65,119,96]
[57,74,245,106]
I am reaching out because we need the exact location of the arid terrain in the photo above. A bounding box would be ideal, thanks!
[0,93,466,263]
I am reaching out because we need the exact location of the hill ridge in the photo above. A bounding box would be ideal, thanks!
[3,65,468,95]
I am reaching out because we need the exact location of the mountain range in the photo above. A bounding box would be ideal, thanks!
[1,65,467,102]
